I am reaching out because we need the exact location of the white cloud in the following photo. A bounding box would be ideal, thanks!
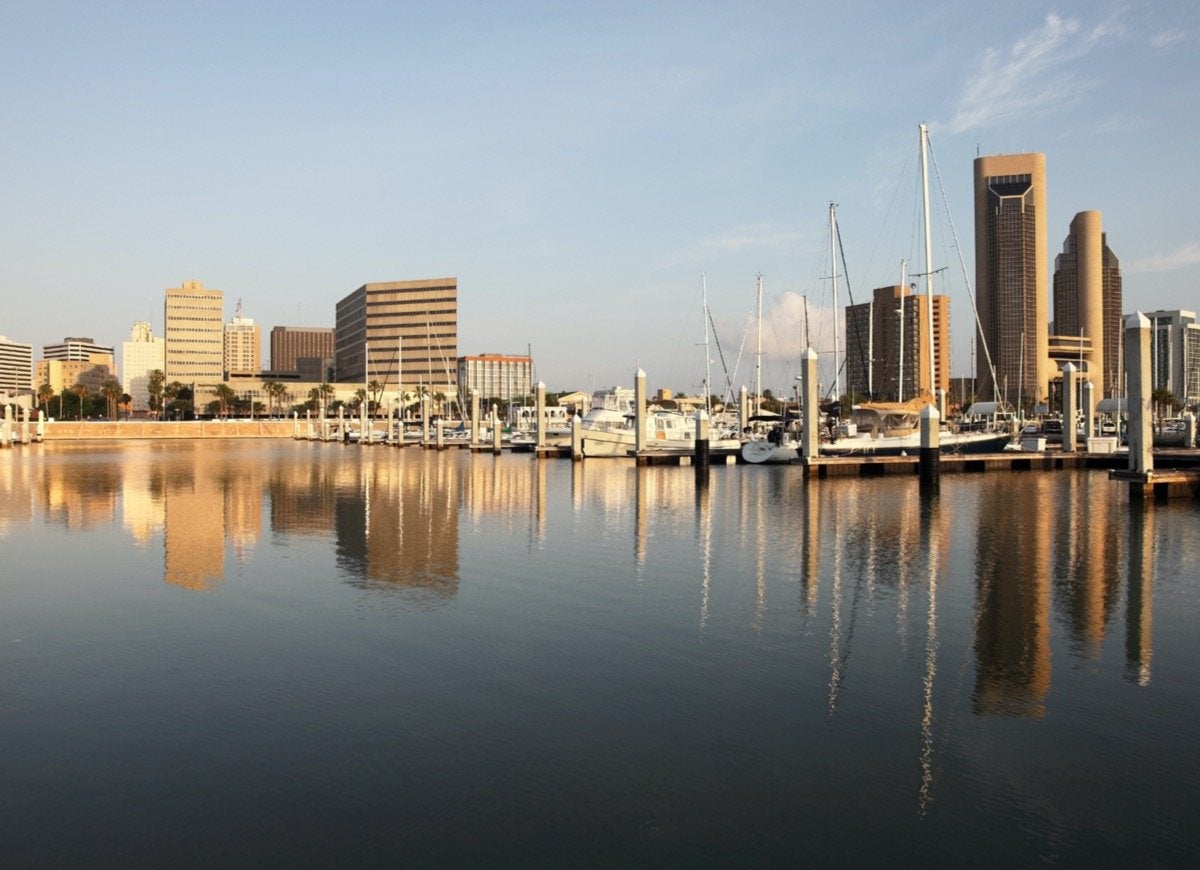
[1151,28,1186,49]
[947,14,1121,135]
[658,223,808,270]
[1123,243,1200,274]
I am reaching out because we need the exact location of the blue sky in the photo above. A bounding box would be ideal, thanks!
[2,1,1197,395]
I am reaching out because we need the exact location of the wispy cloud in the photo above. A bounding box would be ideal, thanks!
[1124,243,1200,274]
[947,14,1121,135]
[658,223,809,269]
[1151,28,1186,49]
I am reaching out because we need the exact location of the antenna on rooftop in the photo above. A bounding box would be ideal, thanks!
[236,298,243,319]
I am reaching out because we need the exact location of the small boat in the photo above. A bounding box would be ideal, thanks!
[820,398,1010,456]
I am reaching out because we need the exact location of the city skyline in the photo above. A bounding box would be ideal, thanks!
[2,2,1198,394]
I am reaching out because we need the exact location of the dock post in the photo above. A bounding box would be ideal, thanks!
[436,418,445,450]
[800,348,819,462]
[1,404,10,449]
[919,403,940,489]
[535,382,546,449]
[694,409,710,482]
[471,394,481,446]
[634,369,647,455]
[1126,313,1153,475]
[1062,363,1077,453]
[1082,379,1095,441]
[22,407,31,444]
[739,385,749,436]
[421,397,430,445]
[491,407,502,455]
[1185,412,1197,450]
[571,414,583,461]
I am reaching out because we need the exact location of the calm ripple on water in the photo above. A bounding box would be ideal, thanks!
[1,440,1198,865]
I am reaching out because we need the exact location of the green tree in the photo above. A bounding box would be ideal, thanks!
[100,378,124,420]
[367,380,384,415]
[147,369,165,418]
[36,382,54,417]
[212,383,237,418]
[72,382,90,420]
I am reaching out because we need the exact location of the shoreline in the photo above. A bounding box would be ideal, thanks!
[40,420,296,440]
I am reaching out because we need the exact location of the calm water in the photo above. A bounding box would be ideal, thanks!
[1,440,1198,866]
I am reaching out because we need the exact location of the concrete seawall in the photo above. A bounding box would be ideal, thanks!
[43,420,296,440]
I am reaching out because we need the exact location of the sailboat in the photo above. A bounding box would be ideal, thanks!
[741,273,802,464]
[823,124,1009,456]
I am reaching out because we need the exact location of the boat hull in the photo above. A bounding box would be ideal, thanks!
[820,430,1010,457]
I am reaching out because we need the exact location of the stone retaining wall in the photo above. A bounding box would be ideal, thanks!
[42,420,296,440]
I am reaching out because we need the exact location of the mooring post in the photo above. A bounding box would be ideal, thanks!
[1126,313,1153,475]
[1184,412,1197,450]
[535,382,546,449]
[1082,379,1095,442]
[1,404,10,449]
[471,394,480,446]
[634,369,647,455]
[571,413,583,461]
[421,397,430,445]
[491,406,502,455]
[694,408,710,470]
[919,403,940,489]
[800,348,819,462]
[1063,363,1077,453]
[739,385,749,436]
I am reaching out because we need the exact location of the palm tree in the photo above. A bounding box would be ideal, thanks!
[212,383,237,418]
[36,383,54,418]
[368,380,384,416]
[72,382,90,420]
[100,378,124,420]
[262,378,280,417]
[269,381,289,417]
[164,381,185,419]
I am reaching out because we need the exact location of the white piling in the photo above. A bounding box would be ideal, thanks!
[1062,363,1077,453]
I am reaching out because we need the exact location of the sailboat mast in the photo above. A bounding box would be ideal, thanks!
[830,203,841,401]
[703,273,712,415]
[755,273,763,416]
[919,123,936,401]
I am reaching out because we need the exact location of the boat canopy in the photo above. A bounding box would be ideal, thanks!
[1096,398,1127,415]
[965,401,1013,417]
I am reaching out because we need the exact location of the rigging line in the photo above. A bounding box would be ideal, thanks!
[835,213,872,398]
[707,306,737,406]
[855,137,919,296]
[927,132,1000,400]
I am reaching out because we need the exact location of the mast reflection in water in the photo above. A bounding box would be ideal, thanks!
[1,441,1197,865]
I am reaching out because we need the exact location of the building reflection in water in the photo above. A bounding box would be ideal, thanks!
[973,475,1053,717]
[330,449,460,603]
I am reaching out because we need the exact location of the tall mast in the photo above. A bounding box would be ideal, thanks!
[899,260,907,402]
[829,203,841,401]
[919,123,936,400]
[702,273,712,415]
[755,273,763,415]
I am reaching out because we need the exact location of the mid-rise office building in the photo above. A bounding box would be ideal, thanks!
[845,285,949,402]
[36,357,117,395]
[974,152,1049,407]
[224,313,261,377]
[456,354,533,403]
[121,321,166,412]
[270,326,335,382]
[1052,211,1123,399]
[44,336,116,366]
[165,279,224,384]
[0,335,33,395]
[1145,310,1200,407]
[334,278,458,392]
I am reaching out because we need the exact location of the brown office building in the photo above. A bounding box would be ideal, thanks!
[271,326,335,382]
[974,153,1048,407]
[334,278,458,391]
[1052,211,1122,399]
[845,285,949,402]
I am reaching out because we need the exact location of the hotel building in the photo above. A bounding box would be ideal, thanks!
[1145,310,1200,406]
[164,280,224,384]
[974,153,1049,407]
[334,278,458,392]
[1051,211,1123,399]
[845,285,949,402]
[121,321,165,412]
[0,335,33,395]
[456,353,533,403]
[224,313,261,377]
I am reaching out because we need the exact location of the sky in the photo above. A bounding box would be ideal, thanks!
[2,0,1198,395]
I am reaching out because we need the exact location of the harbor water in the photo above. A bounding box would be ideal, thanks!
[2,441,1197,865]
